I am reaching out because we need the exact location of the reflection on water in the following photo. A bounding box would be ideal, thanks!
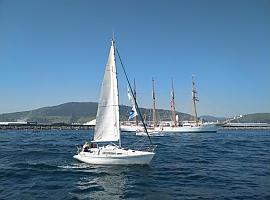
[68,164,161,200]
[70,165,127,200]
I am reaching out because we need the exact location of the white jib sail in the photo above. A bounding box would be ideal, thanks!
[93,41,120,142]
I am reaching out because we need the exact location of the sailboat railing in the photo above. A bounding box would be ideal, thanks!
[129,137,157,152]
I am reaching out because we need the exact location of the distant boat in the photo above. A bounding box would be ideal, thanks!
[121,123,143,132]
[160,76,218,133]
[73,40,156,165]
[83,119,96,126]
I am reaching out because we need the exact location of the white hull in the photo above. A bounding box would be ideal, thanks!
[73,145,155,165]
[136,130,165,137]
[135,123,217,135]
[120,125,143,132]
[162,124,218,133]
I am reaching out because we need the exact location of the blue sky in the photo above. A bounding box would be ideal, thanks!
[0,0,269,117]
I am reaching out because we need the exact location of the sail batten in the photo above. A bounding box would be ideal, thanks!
[93,42,120,143]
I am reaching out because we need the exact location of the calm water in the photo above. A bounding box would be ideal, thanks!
[0,129,270,200]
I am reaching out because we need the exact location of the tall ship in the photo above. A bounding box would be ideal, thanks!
[161,76,218,133]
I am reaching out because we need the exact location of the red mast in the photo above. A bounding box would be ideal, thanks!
[152,78,157,128]
[192,75,199,126]
[171,79,177,127]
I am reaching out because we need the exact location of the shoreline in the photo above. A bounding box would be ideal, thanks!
[1,124,270,131]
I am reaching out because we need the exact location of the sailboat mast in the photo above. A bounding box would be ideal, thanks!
[152,78,157,128]
[192,75,199,126]
[112,40,121,147]
[134,79,138,126]
[171,79,177,127]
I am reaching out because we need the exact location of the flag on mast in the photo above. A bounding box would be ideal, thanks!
[127,87,138,119]
[129,105,138,120]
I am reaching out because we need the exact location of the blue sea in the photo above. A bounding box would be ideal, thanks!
[0,129,269,200]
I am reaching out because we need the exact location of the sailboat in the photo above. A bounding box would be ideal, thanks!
[73,40,156,165]
[161,76,218,133]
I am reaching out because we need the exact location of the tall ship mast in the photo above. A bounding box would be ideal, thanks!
[171,79,177,127]
[145,75,217,134]
[192,75,199,126]
[152,78,157,128]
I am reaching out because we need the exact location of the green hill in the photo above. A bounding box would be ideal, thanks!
[0,102,192,124]
[232,113,270,124]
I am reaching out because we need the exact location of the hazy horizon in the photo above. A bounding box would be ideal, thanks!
[1,0,269,117]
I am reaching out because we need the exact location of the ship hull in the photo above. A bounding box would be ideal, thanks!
[120,125,144,132]
[74,145,155,165]
[162,124,218,133]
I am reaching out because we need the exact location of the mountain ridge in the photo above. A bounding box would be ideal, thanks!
[0,102,192,124]
[0,102,269,124]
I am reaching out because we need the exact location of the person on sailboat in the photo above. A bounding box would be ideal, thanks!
[90,142,97,148]
[82,142,90,152]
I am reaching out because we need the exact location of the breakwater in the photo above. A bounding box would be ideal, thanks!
[0,124,94,130]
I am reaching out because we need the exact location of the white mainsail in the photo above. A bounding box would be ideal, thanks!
[93,41,120,143]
